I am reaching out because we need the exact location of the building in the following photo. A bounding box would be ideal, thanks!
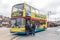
[0,15,10,27]
[2,16,10,27]
[0,15,3,27]
[47,21,55,27]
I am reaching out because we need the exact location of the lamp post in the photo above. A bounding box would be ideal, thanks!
[47,11,56,21]
[47,11,51,21]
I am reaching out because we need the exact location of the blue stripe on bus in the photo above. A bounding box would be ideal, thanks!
[35,28,45,32]
[10,31,26,34]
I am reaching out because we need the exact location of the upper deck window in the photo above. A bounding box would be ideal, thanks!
[26,5,31,16]
[31,7,35,13]
[12,3,24,16]
[12,3,24,12]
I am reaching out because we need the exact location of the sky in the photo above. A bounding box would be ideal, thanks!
[0,0,60,21]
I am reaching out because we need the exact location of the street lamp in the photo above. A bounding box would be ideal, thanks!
[47,11,51,21]
[47,11,56,21]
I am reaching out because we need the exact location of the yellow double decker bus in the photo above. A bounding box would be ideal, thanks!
[10,3,47,34]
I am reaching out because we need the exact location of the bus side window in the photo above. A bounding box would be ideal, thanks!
[35,21,40,28]
[31,7,35,13]
[26,5,31,16]
[35,10,39,14]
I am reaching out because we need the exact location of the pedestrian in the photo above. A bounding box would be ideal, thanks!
[31,21,36,36]
[25,21,30,35]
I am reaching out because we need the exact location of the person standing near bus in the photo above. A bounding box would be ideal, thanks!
[31,21,36,36]
[25,21,30,35]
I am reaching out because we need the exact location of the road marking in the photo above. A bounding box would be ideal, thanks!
[10,35,24,40]
[10,35,19,40]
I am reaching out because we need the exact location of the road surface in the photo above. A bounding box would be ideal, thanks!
[16,27,60,40]
[0,27,60,40]
[0,27,17,40]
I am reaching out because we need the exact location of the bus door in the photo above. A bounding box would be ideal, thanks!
[26,16,31,24]
[25,16,31,31]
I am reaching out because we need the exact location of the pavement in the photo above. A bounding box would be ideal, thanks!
[0,27,17,40]
[0,26,60,40]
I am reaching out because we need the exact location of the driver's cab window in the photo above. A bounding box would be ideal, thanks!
[16,18,25,27]
[11,18,25,28]
[11,19,16,27]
